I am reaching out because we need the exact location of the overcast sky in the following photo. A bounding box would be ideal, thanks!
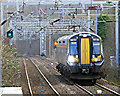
[0,0,119,3]
[1,0,91,2]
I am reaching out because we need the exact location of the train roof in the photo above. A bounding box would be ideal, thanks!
[57,32,101,41]
[69,32,101,39]
[57,35,70,41]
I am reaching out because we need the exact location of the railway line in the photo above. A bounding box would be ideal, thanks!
[32,57,95,95]
[31,57,91,95]
[23,58,33,96]
[22,57,60,95]
[32,56,120,96]
[95,83,120,96]
[33,57,94,96]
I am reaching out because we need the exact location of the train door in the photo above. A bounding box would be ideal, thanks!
[79,36,91,66]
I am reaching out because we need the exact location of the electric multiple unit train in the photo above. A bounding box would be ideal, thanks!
[55,32,104,83]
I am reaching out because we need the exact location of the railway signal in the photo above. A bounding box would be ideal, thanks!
[54,41,58,46]
[7,29,13,38]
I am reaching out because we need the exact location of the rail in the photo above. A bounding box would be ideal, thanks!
[30,58,60,96]
[23,58,33,96]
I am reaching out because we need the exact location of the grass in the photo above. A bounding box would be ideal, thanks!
[101,64,120,86]
[101,78,120,87]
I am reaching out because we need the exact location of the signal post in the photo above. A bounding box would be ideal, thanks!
[7,29,13,46]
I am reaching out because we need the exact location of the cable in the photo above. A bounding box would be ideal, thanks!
[1,2,26,26]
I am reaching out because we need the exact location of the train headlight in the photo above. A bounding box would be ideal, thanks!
[92,55,102,62]
[68,56,76,62]
[94,58,100,62]
[94,58,98,62]
[68,56,79,63]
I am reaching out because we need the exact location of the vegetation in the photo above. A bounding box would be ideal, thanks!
[1,39,20,86]
[97,15,110,39]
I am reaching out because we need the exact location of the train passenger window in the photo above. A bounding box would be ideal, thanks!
[93,41,100,55]
[63,41,65,43]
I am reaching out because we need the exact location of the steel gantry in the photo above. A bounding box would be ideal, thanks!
[1,1,120,78]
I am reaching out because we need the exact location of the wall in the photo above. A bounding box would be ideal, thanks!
[16,39,40,56]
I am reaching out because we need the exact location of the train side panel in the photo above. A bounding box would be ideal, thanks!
[55,39,68,65]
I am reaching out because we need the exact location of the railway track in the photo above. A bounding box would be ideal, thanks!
[22,57,60,96]
[30,58,60,96]
[95,83,120,96]
[38,57,95,96]
[33,56,120,96]
[32,57,94,95]
[23,58,33,96]
[75,84,94,96]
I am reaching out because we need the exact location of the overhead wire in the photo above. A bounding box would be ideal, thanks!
[1,1,26,26]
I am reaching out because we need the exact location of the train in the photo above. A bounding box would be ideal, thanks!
[55,32,104,84]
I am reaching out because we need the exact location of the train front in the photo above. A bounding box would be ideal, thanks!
[67,32,104,80]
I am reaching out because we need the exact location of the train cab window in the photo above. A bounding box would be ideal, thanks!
[70,42,78,56]
[93,41,100,55]
[63,41,65,43]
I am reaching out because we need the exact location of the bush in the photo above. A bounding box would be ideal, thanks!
[1,39,20,86]
[97,15,110,39]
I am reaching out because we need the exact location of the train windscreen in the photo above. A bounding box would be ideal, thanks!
[69,41,78,57]
[93,41,100,55]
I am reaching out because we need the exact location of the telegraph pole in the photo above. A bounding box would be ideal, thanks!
[115,2,119,78]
